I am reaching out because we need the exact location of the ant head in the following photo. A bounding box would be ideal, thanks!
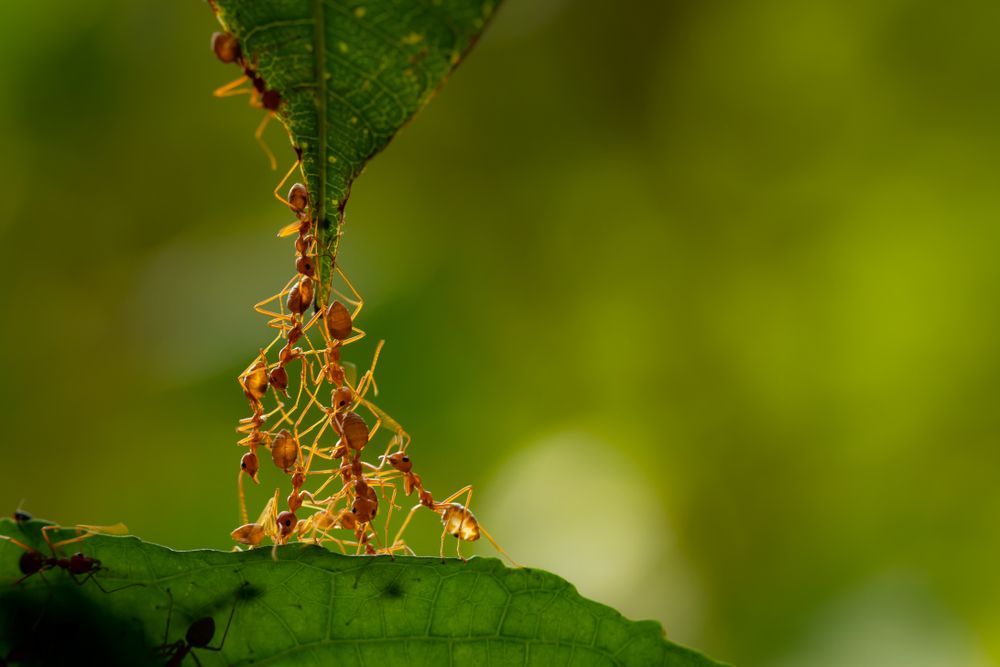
[351,496,377,523]
[268,365,289,394]
[13,509,31,524]
[386,452,412,473]
[288,183,309,213]
[261,89,281,111]
[186,616,216,648]
[333,387,353,412]
[240,451,260,482]
[276,511,298,538]
[67,553,97,575]
[295,255,315,277]
[211,32,241,64]
[18,550,43,576]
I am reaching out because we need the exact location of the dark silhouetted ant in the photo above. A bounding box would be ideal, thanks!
[157,583,247,666]
[0,525,137,593]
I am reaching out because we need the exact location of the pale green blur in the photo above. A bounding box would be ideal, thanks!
[1,1,999,665]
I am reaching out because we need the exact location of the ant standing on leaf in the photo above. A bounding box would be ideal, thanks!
[381,458,519,566]
[157,582,249,667]
[0,525,141,593]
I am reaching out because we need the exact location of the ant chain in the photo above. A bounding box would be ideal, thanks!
[212,30,515,564]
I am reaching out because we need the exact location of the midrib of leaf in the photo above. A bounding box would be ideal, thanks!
[312,0,331,301]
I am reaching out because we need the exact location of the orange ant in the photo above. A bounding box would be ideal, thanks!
[211,31,282,169]
[156,584,246,666]
[231,489,302,553]
[383,464,518,565]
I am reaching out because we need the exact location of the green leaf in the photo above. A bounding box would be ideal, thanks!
[0,520,725,666]
[208,0,498,302]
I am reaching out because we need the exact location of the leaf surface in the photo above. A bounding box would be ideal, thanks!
[209,0,497,301]
[0,520,725,666]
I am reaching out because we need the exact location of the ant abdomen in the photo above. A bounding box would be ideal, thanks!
[441,504,480,542]
[287,183,309,213]
[324,301,353,340]
[186,617,216,648]
[240,361,268,402]
[211,32,240,64]
[270,429,299,472]
[231,523,265,546]
[286,277,314,314]
[337,412,369,451]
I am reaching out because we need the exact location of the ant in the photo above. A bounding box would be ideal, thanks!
[0,525,139,592]
[211,31,283,169]
[156,583,246,666]
[383,465,518,566]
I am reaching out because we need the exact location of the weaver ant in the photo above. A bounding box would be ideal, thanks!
[0,526,140,592]
[386,473,518,566]
[157,583,247,666]
[211,31,283,169]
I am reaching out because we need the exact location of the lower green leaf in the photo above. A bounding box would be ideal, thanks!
[0,519,725,666]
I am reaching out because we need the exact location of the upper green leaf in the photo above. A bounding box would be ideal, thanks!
[209,0,498,301]
[0,520,725,666]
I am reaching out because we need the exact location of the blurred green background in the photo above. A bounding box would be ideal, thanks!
[1,1,999,664]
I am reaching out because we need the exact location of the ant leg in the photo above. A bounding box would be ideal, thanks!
[255,113,278,170]
[477,524,521,568]
[0,534,34,553]
[202,586,242,652]
[392,504,423,547]
[277,219,306,237]
[352,340,384,403]
[382,484,399,549]
[162,590,174,645]
[238,470,249,525]
[273,158,303,209]
[72,570,144,594]
[42,525,93,552]
[191,653,205,667]
[253,277,297,321]
[336,265,365,319]
[439,525,448,561]
[435,485,474,509]
[213,75,250,98]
